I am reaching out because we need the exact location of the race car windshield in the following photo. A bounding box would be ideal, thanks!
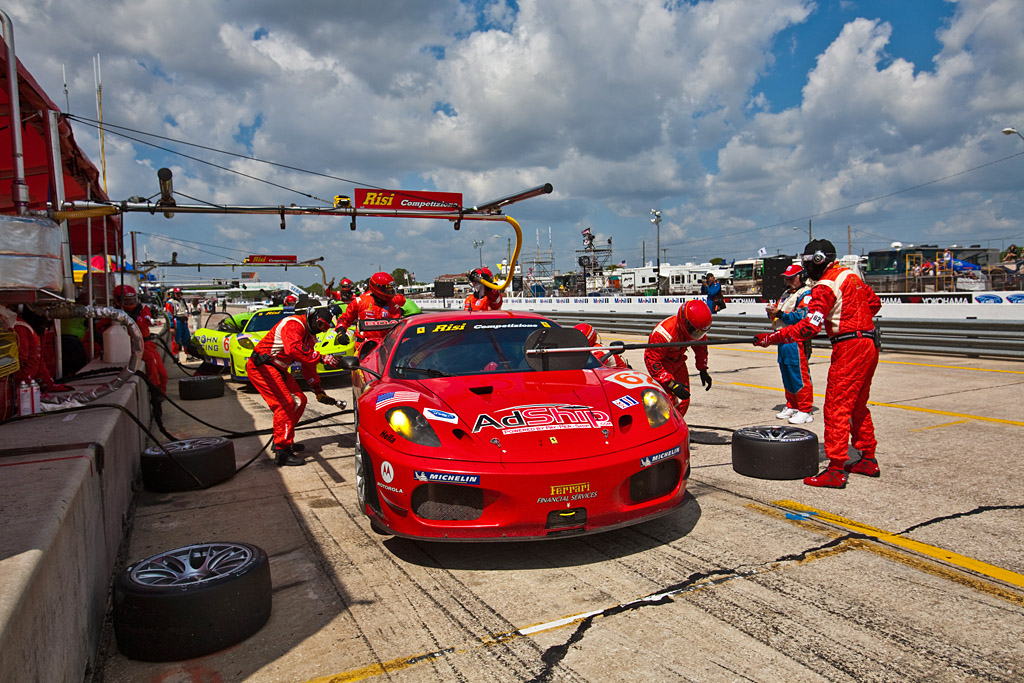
[244,310,287,333]
[390,319,601,378]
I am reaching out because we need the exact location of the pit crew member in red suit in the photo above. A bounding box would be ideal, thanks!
[574,323,629,368]
[334,272,406,348]
[247,307,340,466]
[765,265,813,424]
[326,277,356,304]
[754,239,882,488]
[644,299,713,417]
[13,308,72,393]
[464,267,504,311]
[112,285,168,396]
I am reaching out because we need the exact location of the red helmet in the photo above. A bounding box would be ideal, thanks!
[339,277,353,292]
[368,272,396,302]
[475,267,494,283]
[574,323,598,346]
[284,294,298,306]
[677,300,712,338]
[113,284,138,308]
[782,264,804,278]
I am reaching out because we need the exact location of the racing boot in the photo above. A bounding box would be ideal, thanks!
[274,446,306,467]
[273,441,305,453]
[803,464,847,489]
[846,457,880,477]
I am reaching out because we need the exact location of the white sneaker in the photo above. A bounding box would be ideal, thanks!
[776,407,797,419]
[789,411,813,424]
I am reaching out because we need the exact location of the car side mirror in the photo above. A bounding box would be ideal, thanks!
[339,355,359,370]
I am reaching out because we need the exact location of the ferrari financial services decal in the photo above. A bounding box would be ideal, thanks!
[424,408,458,424]
[414,471,481,485]
[612,395,639,409]
[604,369,661,391]
[472,404,611,434]
[537,481,597,504]
[376,391,419,409]
[641,445,680,468]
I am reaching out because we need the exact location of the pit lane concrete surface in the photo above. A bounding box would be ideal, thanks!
[99,320,1024,682]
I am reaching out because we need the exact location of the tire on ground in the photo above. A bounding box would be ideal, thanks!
[142,437,236,492]
[179,374,225,400]
[113,541,272,661]
[731,426,819,480]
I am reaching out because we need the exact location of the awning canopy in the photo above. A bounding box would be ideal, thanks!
[0,46,121,255]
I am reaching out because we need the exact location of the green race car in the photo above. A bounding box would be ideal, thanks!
[189,306,357,382]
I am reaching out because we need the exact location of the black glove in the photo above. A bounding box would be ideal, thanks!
[327,278,335,289]
[665,380,690,401]
[335,330,350,346]
[315,391,338,406]
[699,369,712,391]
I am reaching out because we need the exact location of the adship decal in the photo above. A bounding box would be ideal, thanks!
[471,404,611,435]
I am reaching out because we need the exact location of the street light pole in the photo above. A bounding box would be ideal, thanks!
[793,219,812,243]
[650,209,661,293]
[473,239,484,268]
[1003,127,1024,143]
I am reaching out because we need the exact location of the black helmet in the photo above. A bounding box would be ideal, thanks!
[305,306,333,334]
[801,239,837,280]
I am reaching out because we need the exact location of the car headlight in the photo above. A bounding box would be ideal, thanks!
[385,407,441,447]
[642,388,672,429]
[235,335,255,350]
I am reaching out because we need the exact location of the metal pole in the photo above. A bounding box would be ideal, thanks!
[0,10,30,214]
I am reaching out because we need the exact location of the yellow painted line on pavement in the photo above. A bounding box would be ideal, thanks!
[911,420,968,432]
[729,382,1024,428]
[773,500,1024,590]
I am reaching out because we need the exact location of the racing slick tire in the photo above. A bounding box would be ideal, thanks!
[112,541,272,661]
[731,426,819,480]
[142,437,237,492]
[178,374,225,400]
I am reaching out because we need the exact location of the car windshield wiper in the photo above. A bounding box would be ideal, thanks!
[392,365,453,378]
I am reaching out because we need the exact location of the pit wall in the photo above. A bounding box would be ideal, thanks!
[420,292,1024,321]
[0,372,147,682]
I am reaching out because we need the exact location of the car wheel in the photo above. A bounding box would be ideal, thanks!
[142,437,237,492]
[731,426,819,480]
[113,541,272,662]
[178,375,225,400]
[354,432,367,509]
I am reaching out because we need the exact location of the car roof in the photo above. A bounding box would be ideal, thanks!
[400,310,550,325]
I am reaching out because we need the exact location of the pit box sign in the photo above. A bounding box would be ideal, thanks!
[244,255,297,264]
[354,189,462,212]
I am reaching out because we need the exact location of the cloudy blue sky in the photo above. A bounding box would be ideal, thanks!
[9,0,1024,286]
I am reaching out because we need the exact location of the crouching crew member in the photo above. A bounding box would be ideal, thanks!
[574,323,629,368]
[754,239,882,488]
[247,307,340,466]
[334,272,407,349]
[645,300,713,417]
[464,268,504,311]
[112,285,168,396]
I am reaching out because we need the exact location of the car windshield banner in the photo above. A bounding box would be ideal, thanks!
[354,189,462,212]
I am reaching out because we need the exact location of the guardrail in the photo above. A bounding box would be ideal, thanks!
[532,312,1024,360]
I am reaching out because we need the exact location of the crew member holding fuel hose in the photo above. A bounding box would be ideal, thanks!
[754,239,882,489]
[645,300,714,417]
[464,267,503,311]
[247,307,340,466]
[334,272,407,348]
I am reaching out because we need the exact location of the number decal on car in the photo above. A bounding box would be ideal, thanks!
[604,369,660,390]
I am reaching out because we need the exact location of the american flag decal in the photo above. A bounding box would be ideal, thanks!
[375,391,419,409]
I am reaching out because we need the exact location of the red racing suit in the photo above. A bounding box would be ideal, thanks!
[13,319,60,390]
[774,265,881,466]
[593,348,629,369]
[644,315,708,417]
[246,315,325,449]
[335,292,404,346]
[127,305,168,395]
[463,290,503,311]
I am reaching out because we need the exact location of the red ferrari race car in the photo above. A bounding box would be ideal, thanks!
[342,310,690,540]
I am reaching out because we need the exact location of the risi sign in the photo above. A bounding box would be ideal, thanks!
[354,189,462,212]
[244,255,297,264]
